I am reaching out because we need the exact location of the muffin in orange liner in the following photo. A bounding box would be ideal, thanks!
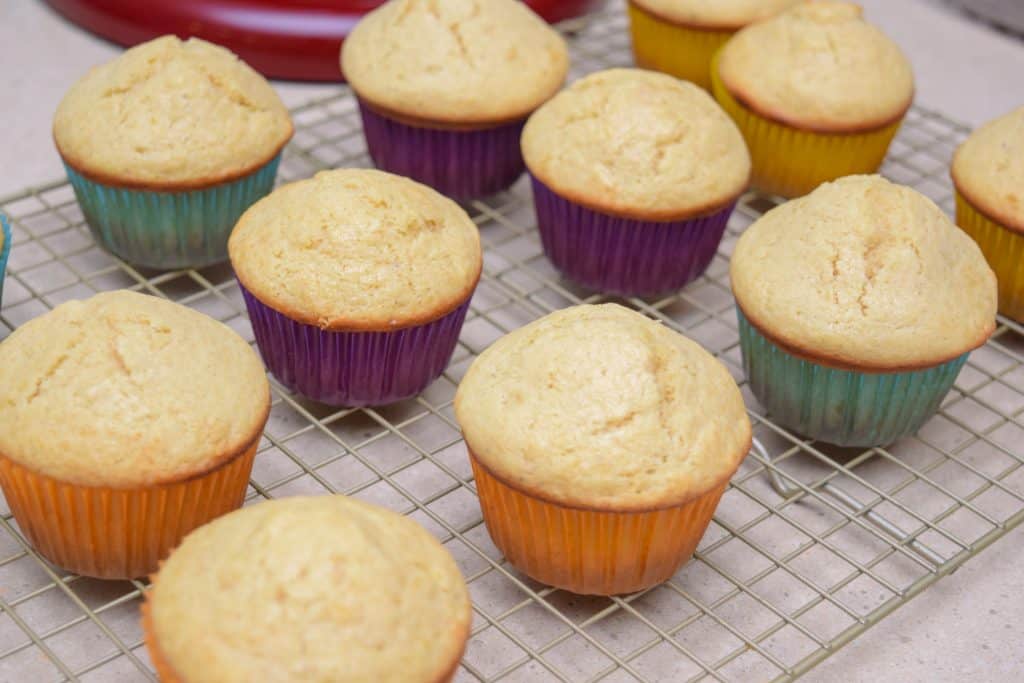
[0,291,269,579]
[711,1,913,197]
[628,0,799,90]
[143,496,471,683]
[952,107,1024,322]
[455,304,751,595]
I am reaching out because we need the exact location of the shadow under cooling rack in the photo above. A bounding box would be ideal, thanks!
[1,5,1024,683]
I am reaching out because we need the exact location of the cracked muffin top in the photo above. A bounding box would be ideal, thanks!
[521,69,751,220]
[54,35,293,189]
[0,291,269,487]
[717,1,913,132]
[229,169,482,331]
[633,0,801,30]
[952,107,1024,234]
[147,496,471,683]
[454,304,751,510]
[731,175,997,370]
[341,0,569,125]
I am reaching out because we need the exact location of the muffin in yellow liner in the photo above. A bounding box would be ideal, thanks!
[952,107,1024,321]
[711,1,913,197]
[628,0,799,90]
[455,304,751,595]
[0,291,269,579]
[143,496,471,683]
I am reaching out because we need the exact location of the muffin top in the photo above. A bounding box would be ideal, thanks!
[147,496,471,683]
[229,169,481,331]
[0,291,269,488]
[731,175,996,370]
[54,35,292,189]
[717,1,914,132]
[633,0,801,30]
[341,0,569,125]
[952,107,1024,233]
[522,69,751,220]
[455,304,751,510]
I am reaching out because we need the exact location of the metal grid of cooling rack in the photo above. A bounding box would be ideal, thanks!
[1,5,1023,683]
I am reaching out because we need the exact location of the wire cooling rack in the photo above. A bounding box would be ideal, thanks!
[1,5,1023,683]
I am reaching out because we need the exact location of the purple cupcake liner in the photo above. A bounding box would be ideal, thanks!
[240,284,471,407]
[530,175,736,297]
[358,101,527,200]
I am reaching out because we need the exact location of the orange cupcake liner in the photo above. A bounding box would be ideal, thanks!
[710,52,903,198]
[627,1,733,90]
[955,190,1024,322]
[0,441,258,580]
[470,451,728,596]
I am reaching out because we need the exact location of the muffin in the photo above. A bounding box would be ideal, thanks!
[0,212,10,305]
[522,68,750,297]
[731,175,996,447]
[54,35,293,269]
[629,0,799,89]
[229,169,481,407]
[0,291,270,578]
[712,1,913,197]
[143,496,471,683]
[951,107,1024,321]
[455,304,751,595]
[341,0,569,200]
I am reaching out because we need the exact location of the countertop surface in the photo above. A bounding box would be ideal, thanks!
[0,1,1022,681]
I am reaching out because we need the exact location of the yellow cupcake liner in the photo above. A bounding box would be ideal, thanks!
[0,441,258,579]
[956,191,1024,321]
[628,2,733,90]
[710,53,903,198]
[470,451,727,596]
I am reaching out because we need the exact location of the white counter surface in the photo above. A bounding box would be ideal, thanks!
[0,1,1022,681]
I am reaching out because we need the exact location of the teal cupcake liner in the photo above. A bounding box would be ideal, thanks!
[64,155,281,270]
[0,212,11,306]
[737,308,968,447]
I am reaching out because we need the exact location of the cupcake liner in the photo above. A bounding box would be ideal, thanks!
[470,451,728,596]
[141,600,184,683]
[0,441,258,579]
[241,284,471,407]
[737,308,968,448]
[531,176,735,297]
[628,2,733,90]
[64,154,281,270]
[358,101,526,200]
[710,54,902,198]
[955,191,1024,322]
[0,213,11,306]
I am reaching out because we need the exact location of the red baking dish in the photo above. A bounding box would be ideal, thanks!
[44,0,602,81]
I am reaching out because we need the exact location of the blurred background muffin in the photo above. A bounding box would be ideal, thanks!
[712,1,913,197]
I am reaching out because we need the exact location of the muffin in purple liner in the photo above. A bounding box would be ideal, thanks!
[357,102,527,201]
[522,69,751,297]
[229,169,482,407]
[341,0,569,200]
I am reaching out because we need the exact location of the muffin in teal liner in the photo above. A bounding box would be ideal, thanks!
[730,175,997,448]
[0,213,11,306]
[54,35,292,270]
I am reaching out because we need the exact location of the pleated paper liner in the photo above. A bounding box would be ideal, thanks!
[358,101,527,201]
[530,176,735,297]
[470,451,729,596]
[241,284,472,408]
[710,53,903,198]
[627,1,732,91]
[0,212,11,306]
[64,154,281,270]
[955,191,1024,322]
[0,440,258,580]
[737,308,968,448]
